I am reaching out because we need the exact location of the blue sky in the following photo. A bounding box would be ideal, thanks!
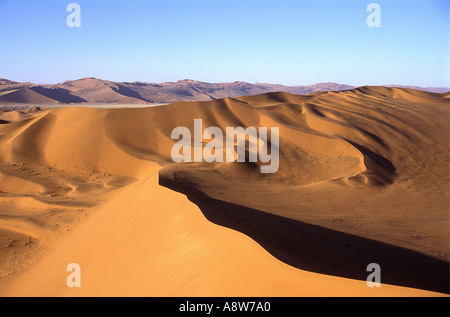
[0,0,448,87]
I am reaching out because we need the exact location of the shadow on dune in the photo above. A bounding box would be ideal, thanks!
[112,84,149,102]
[159,173,449,294]
[29,86,87,103]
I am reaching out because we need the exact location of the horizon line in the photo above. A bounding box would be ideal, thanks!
[1,76,449,89]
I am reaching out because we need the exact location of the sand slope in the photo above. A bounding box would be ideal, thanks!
[2,173,441,297]
[0,87,448,296]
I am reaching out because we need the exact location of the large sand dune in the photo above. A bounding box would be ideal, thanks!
[1,77,447,105]
[0,86,448,296]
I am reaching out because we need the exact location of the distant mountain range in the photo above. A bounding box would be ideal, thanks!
[0,77,448,104]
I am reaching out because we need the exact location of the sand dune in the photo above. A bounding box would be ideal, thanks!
[0,86,448,296]
[0,87,60,105]
[1,77,447,105]
[0,107,44,124]
[0,77,356,104]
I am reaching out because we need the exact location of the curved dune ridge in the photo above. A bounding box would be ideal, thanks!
[0,86,448,296]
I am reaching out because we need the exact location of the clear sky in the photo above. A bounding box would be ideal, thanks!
[0,0,449,87]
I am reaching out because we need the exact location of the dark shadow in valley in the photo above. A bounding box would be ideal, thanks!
[29,86,87,103]
[159,172,449,294]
